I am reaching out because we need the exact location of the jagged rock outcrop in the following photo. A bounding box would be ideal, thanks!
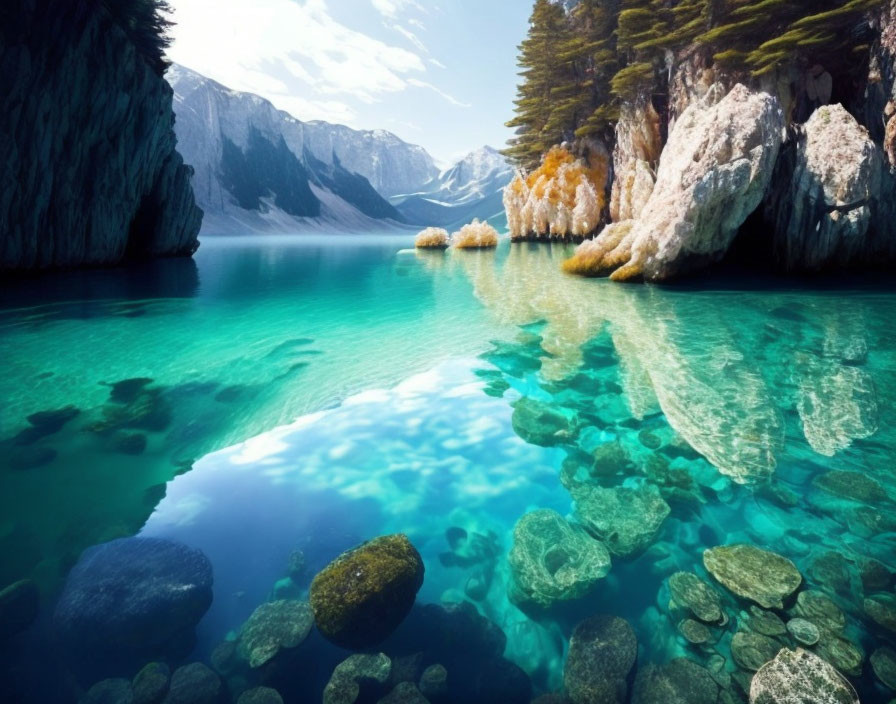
[565,85,785,282]
[764,104,895,271]
[609,100,662,222]
[0,0,202,271]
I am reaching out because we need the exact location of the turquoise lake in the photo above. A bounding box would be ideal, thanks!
[1,234,895,702]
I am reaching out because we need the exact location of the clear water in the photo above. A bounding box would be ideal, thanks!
[2,235,895,702]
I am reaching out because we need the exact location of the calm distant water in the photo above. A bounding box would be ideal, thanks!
[1,234,895,702]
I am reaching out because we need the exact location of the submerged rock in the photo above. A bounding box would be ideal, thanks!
[749,648,858,704]
[564,615,637,704]
[323,653,391,704]
[310,534,424,649]
[236,688,284,704]
[865,593,896,633]
[746,607,787,637]
[793,591,845,633]
[668,572,723,624]
[565,84,784,281]
[54,537,213,675]
[813,470,890,504]
[785,618,819,646]
[872,647,896,690]
[14,405,80,444]
[82,679,134,704]
[511,398,575,447]
[161,663,224,704]
[572,483,670,557]
[731,631,780,672]
[0,578,39,640]
[814,635,864,678]
[508,509,611,609]
[703,545,801,608]
[377,682,429,704]
[631,658,719,704]
[132,662,170,704]
[418,664,447,700]
[236,600,313,668]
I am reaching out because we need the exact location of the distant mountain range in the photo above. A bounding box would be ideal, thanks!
[166,64,511,235]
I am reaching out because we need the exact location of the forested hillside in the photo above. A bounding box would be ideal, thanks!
[505,0,883,169]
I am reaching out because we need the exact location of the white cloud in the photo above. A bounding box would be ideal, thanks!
[167,0,425,122]
[391,24,428,55]
[407,79,471,108]
[371,0,425,19]
[429,58,447,69]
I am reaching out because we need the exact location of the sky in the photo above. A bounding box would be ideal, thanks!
[165,0,532,165]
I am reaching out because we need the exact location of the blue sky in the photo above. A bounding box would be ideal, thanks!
[166,0,531,165]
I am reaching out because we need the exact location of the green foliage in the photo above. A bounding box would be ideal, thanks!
[101,0,174,75]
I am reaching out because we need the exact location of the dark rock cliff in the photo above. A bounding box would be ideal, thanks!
[0,0,202,272]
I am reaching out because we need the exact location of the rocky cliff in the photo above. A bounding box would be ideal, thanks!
[513,1,896,281]
[0,0,202,272]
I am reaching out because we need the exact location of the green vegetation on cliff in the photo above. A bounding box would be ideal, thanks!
[504,0,883,167]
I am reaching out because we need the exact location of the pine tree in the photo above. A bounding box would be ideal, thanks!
[504,0,569,168]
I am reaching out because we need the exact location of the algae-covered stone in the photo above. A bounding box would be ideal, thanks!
[703,545,801,608]
[669,572,722,623]
[859,558,892,593]
[376,682,429,704]
[812,470,890,504]
[865,593,896,633]
[572,483,670,557]
[815,634,864,678]
[564,615,637,704]
[82,679,134,704]
[161,663,224,704]
[785,618,819,646]
[237,600,313,668]
[590,442,631,478]
[731,631,780,671]
[631,658,719,704]
[750,648,858,704]
[311,535,424,649]
[677,618,711,644]
[508,509,611,609]
[793,591,845,633]
[236,688,284,704]
[132,662,170,704]
[746,607,787,637]
[418,664,447,700]
[872,647,896,690]
[511,398,575,447]
[324,653,391,704]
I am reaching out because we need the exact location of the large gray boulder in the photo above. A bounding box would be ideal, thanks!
[764,103,896,271]
[563,615,637,704]
[749,648,858,704]
[54,537,213,677]
[566,84,784,281]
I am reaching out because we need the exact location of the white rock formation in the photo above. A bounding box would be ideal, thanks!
[764,104,894,271]
[609,100,662,222]
[568,84,785,281]
[750,648,859,704]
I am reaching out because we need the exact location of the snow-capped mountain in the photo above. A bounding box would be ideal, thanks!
[166,64,439,233]
[393,146,514,228]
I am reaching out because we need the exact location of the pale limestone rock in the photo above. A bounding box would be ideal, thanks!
[764,104,892,271]
[570,84,784,282]
[749,648,858,704]
[609,100,662,222]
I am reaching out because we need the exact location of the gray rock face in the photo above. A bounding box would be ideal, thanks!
[54,537,213,676]
[508,509,611,609]
[764,104,896,272]
[563,615,637,704]
[0,0,201,271]
[749,648,858,704]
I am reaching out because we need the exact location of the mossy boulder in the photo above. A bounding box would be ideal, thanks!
[132,662,170,704]
[563,615,637,704]
[865,593,896,633]
[793,591,845,633]
[872,647,896,690]
[511,398,575,447]
[631,658,719,704]
[668,572,723,624]
[236,687,284,704]
[237,600,313,668]
[703,545,801,609]
[786,618,819,646]
[750,648,858,704]
[508,509,611,609]
[311,535,424,649]
[161,663,224,704]
[572,483,670,557]
[812,470,890,505]
[730,631,779,671]
[323,653,391,704]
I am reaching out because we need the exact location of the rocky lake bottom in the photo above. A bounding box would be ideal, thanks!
[1,235,895,703]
